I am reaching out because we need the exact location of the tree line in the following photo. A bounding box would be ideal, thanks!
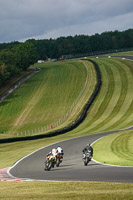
[26,28,133,59]
[0,42,38,87]
[0,28,133,87]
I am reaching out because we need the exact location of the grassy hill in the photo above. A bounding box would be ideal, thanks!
[0,54,133,199]
[0,59,96,138]
[65,57,133,138]
[0,55,133,166]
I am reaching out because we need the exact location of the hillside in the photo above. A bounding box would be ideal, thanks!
[0,59,96,139]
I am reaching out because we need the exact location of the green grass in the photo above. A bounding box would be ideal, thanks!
[0,69,33,96]
[103,50,133,56]
[64,57,133,137]
[0,54,133,199]
[0,60,96,137]
[1,57,133,139]
[0,181,133,200]
[87,58,133,132]
[1,57,133,168]
[92,129,133,166]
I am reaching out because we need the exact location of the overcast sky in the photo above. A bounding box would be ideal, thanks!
[0,0,133,43]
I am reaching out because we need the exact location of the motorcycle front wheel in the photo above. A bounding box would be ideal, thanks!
[45,161,52,171]
[84,157,89,166]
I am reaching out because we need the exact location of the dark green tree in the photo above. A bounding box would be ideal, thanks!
[13,42,38,70]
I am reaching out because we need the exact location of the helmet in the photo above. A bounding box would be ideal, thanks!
[52,148,56,153]
[86,144,90,146]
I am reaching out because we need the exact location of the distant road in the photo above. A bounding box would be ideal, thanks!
[112,55,133,60]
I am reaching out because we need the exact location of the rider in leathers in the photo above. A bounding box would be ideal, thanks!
[56,146,63,155]
[82,144,93,158]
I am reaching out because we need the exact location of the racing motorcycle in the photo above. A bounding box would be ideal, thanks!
[83,150,92,166]
[56,152,64,167]
[44,154,56,171]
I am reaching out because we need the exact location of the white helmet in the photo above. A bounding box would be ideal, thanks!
[52,148,57,155]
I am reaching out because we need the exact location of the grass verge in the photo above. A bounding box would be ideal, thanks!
[0,54,133,199]
[92,129,133,166]
[0,181,133,200]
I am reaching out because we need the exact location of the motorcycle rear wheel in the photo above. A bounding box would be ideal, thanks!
[56,158,60,167]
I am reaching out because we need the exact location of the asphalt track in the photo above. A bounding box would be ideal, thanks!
[9,56,133,182]
[9,130,133,183]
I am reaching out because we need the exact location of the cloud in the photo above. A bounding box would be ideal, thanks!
[30,11,133,40]
[0,0,133,42]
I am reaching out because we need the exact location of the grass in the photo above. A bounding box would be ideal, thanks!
[0,181,133,200]
[104,50,133,56]
[1,57,133,139]
[0,60,96,137]
[0,57,133,168]
[0,53,133,199]
[0,69,33,96]
[93,129,133,166]
[63,57,133,137]
[84,58,133,133]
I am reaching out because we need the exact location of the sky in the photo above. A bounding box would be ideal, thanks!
[0,0,133,43]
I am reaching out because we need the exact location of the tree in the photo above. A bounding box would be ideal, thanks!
[13,42,38,70]
[0,42,39,88]
[0,63,10,86]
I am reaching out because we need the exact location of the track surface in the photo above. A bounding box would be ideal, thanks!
[9,56,133,182]
[10,131,133,182]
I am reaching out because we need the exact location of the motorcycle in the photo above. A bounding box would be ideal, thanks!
[44,154,56,171]
[56,152,64,167]
[83,150,92,166]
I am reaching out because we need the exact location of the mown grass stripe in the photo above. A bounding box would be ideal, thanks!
[112,131,133,161]
[84,59,117,132]
[86,61,109,121]
[95,59,129,132]
[75,60,110,134]
[102,59,133,131]
[74,58,133,135]
[71,59,116,135]
[93,129,133,166]
[90,59,123,132]
[61,60,90,124]
[67,60,108,135]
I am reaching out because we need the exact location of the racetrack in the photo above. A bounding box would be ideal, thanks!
[9,56,133,183]
[9,129,133,183]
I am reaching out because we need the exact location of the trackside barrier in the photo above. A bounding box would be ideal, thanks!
[61,47,133,59]
[0,59,102,143]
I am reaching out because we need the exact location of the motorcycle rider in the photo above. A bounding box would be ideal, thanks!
[56,146,64,155]
[52,148,57,156]
[46,148,57,157]
[46,147,63,168]
[82,144,93,159]
[46,146,64,160]
[45,148,57,168]
[56,146,64,166]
